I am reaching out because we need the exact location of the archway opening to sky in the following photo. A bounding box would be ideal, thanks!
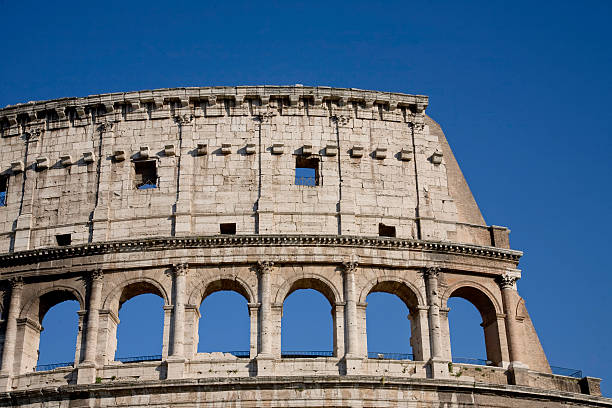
[38,300,80,368]
[198,290,250,353]
[115,293,164,360]
[366,292,412,358]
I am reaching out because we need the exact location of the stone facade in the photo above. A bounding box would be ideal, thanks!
[0,86,608,407]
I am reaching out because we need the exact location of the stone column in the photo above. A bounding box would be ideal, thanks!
[0,277,23,382]
[256,261,275,375]
[77,270,104,384]
[498,275,526,369]
[167,263,188,379]
[424,266,448,378]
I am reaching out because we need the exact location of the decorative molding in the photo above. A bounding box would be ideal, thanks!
[89,269,104,281]
[497,274,519,289]
[0,234,522,269]
[9,276,23,289]
[256,260,275,274]
[341,261,358,274]
[423,266,441,279]
[173,263,189,277]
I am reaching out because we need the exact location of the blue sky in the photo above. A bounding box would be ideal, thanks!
[3,0,611,396]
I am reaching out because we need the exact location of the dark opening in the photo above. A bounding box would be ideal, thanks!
[220,223,236,234]
[134,160,158,189]
[295,156,319,186]
[379,223,396,237]
[0,175,7,207]
[56,234,71,246]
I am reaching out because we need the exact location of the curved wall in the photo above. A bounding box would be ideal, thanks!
[0,87,607,406]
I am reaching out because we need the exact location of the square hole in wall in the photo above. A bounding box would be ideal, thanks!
[295,156,319,186]
[0,175,7,207]
[56,234,72,246]
[134,160,158,189]
[220,223,236,235]
[379,223,396,238]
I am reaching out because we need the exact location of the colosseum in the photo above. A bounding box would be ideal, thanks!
[0,85,608,407]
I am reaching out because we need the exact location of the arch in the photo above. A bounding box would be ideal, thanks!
[20,285,85,323]
[442,281,502,322]
[103,277,169,311]
[359,275,425,312]
[188,276,254,306]
[274,274,341,307]
[442,281,505,366]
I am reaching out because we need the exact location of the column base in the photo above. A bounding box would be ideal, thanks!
[428,358,451,379]
[255,354,275,376]
[77,363,97,384]
[165,357,185,380]
[0,374,12,391]
[343,355,363,375]
[508,364,530,386]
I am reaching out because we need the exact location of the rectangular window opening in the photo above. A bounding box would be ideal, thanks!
[0,175,7,207]
[379,223,396,238]
[295,156,319,186]
[220,223,236,235]
[56,234,71,246]
[134,160,158,190]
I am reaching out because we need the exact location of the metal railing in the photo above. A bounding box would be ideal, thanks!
[551,365,583,378]
[35,361,73,371]
[281,350,333,358]
[116,354,162,363]
[368,352,414,360]
[295,176,317,186]
[452,357,492,366]
[227,351,250,358]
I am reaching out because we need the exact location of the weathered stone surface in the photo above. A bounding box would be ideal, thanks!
[0,86,607,406]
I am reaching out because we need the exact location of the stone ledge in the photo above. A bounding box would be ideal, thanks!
[0,234,523,268]
[1,375,609,405]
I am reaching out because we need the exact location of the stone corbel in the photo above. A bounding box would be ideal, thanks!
[35,157,49,171]
[196,143,207,156]
[54,107,67,121]
[430,150,443,165]
[289,95,299,106]
[325,144,338,156]
[60,155,73,167]
[6,115,17,126]
[164,144,175,156]
[350,145,364,158]
[139,146,150,160]
[113,149,126,162]
[102,102,114,114]
[271,143,284,155]
[374,147,387,160]
[83,151,95,164]
[11,161,24,173]
[302,144,312,156]
[221,143,232,155]
[399,148,413,161]
[245,143,256,155]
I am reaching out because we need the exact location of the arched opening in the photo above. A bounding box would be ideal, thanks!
[17,289,83,373]
[365,281,423,360]
[37,299,80,371]
[281,284,334,358]
[114,282,165,363]
[198,289,250,356]
[447,285,503,366]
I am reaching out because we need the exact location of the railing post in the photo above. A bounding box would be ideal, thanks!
[166,263,188,379]
[77,269,104,384]
[0,277,24,389]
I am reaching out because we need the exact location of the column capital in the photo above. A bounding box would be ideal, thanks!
[97,121,114,133]
[341,261,358,275]
[256,260,274,274]
[89,269,104,282]
[497,274,518,290]
[9,277,23,290]
[423,266,441,279]
[172,263,189,277]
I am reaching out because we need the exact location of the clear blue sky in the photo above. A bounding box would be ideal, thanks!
[3,0,610,396]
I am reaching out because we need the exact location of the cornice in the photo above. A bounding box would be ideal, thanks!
[0,234,522,269]
[0,85,428,121]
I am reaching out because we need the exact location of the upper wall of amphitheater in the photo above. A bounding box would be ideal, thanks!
[0,86,509,253]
